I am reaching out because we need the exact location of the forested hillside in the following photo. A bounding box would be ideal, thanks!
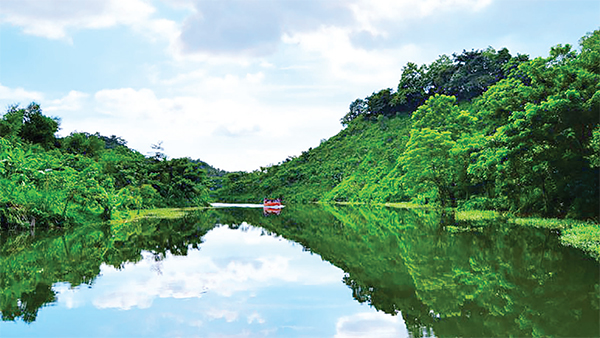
[215,115,412,203]
[0,103,213,230]
[216,30,600,220]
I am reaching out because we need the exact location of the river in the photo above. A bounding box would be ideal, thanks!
[0,204,598,337]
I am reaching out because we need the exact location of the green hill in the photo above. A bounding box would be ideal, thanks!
[216,29,600,220]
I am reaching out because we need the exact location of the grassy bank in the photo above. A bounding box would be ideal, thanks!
[115,207,206,223]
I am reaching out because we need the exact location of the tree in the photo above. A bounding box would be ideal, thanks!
[400,128,459,207]
[61,132,106,158]
[96,134,127,149]
[445,48,513,101]
[469,31,600,217]
[423,54,455,96]
[399,95,478,207]
[589,126,600,168]
[147,157,210,207]
[18,103,60,149]
[0,105,24,142]
[578,30,600,74]
[395,62,428,113]
[365,88,397,119]
[341,99,367,126]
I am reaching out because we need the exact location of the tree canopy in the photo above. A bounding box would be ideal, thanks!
[340,47,529,125]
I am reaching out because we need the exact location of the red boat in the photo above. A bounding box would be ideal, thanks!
[263,198,282,207]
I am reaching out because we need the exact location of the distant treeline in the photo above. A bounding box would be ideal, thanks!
[216,30,600,220]
[0,103,221,230]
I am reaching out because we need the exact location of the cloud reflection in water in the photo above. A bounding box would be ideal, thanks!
[47,223,405,337]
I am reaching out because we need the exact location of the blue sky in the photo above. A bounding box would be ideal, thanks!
[0,0,598,171]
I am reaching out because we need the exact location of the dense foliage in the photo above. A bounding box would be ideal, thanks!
[0,106,212,230]
[216,30,600,220]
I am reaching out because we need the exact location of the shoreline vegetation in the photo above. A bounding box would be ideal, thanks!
[1,30,599,261]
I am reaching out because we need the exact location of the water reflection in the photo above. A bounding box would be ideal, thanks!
[214,205,600,337]
[47,224,353,335]
[0,205,598,337]
[0,211,407,337]
[0,212,216,323]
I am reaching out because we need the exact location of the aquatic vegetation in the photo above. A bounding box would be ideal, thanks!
[509,217,588,229]
[118,207,205,222]
[561,224,600,260]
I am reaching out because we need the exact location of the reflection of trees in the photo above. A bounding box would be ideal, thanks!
[320,205,434,337]
[410,209,598,336]
[0,211,219,322]
[217,205,599,337]
[212,205,433,337]
[329,206,600,337]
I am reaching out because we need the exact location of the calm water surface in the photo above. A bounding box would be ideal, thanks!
[0,205,598,337]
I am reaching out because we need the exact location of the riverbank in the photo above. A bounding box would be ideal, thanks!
[383,203,600,261]
[116,207,205,223]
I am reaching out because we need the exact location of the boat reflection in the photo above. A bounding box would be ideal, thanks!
[263,206,283,216]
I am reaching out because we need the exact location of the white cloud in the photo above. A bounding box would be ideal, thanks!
[93,288,155,310]
[76,225,343,311]
[245,72,265,84]
[75,87,214,156]
[0,83,44,104]
[173,0,493,60]
[351,0,493,29]
[247,312,266,324]
[207,308,239,323]
[138,17,181,44]
[335,312,409,338]
[94,88,164,119]
[45,82,344,170]
[53,282,84,309]
[0,0,157,42]
[282,26,423,88]
[0,0,493,57]
[176,0,353,57]
[161,0,197,11]
[46,90,89,112]
[189,319,203,328]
